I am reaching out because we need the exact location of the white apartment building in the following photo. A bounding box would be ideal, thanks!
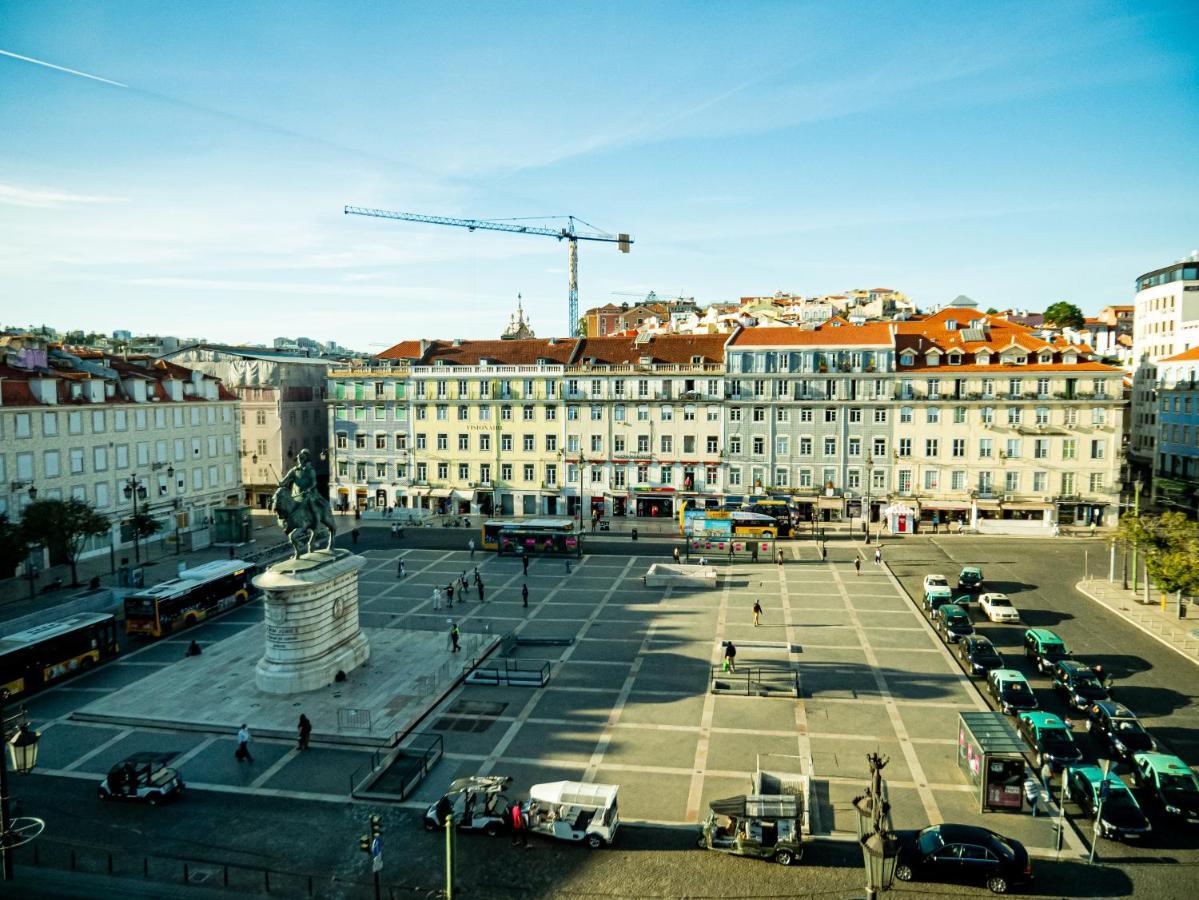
[0,338,242,562]
[1130,253,1199,471]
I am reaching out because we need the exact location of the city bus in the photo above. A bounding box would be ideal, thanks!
[679,507,782,538]
[744,498,794,538]
[1,613,121,699]
[124,559,257,638]
[482,517,582,556]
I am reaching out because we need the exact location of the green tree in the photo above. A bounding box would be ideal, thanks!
[0,514,29,579]
[128,510,162,549]
[21,498,111,587]
[1043,301,1085,329]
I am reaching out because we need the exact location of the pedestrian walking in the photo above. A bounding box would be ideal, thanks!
[477,580,485,602]
[186,639,202,657]
[351,527,360,545]
[397,558,406,578]
[469,538,476,557]
[874,547,882,565]
[1089,521,1097,538]
[565,559,571,573]
[510,802,528,847]
[723,640,737,673]
[297,714,312,750]
[522,554,529,575]
[460,572,469,593]
[235,724,254,763]
[673,547,681,563]
[521,583,529,608]
[955,518,964,535]
[432,586,441,610]
[446,583,455,607]
[751,543,759,563]
[752,600,763,626]
[854,556,862,576]
[449,621,461,653]
[931,514,939,535]
[776,549,784,566]
[473,567,481,586]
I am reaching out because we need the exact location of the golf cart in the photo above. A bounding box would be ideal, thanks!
[698,794,805,865]
[98,752,184,805]
[521,780,619,848]
[423,775,512,835]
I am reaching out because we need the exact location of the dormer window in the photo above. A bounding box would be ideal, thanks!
[1038,351,1052,364]
[691,355,703,365]
[1062,351,1078,364]
[947,351,963,365]
[899,349,917,366]
[945,319,957,331]
[1014,355,1027,365]
[975,351,991,365]
[924,347,942,367]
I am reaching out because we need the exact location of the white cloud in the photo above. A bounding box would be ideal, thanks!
[0,183,129,209]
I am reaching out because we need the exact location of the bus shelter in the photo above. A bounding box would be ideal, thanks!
[685,530,776,562]
[957,711,1027,813]
[496,519,583,558]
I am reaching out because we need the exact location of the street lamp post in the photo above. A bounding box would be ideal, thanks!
[1130,476,1143,592]
[864,454,874,545]
[123,474,149,565]
[1,692,42,881]
[853,752,899,900]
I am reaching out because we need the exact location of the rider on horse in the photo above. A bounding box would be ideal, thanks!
[279,449,329,528]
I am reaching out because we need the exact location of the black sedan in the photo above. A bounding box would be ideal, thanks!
[894,823,1032,895]
[1086,701,1155,761]
[958,636,1004,677]
[1051,660,1109,711]
[937,604,975,643]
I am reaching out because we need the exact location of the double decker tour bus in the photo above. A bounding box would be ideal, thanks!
[124,559,257,638]
[1,613,121,699]
[744,497,794,538]
[679,506,781,538]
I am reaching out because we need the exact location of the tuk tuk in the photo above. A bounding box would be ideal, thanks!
[97,752,184,805]
[521,780,619,848]
[423,775,512,835]
[698,794,804,865]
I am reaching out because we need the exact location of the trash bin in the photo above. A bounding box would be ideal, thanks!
[631,528,638,541]
[1180,599,1188,619]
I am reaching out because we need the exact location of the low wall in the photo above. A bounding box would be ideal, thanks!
[645,563,718,588]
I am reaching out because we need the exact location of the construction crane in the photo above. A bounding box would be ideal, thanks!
[344,206,632,337]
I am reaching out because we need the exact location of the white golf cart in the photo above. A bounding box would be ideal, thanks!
[521,780,619,848]
[424,775,512,835]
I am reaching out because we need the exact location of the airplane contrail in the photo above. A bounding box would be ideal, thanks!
[0,49,127,88]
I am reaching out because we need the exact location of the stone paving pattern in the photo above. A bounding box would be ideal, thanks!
[29,541,1074,857]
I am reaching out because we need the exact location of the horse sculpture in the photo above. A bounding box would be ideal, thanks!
[270,484,338,558]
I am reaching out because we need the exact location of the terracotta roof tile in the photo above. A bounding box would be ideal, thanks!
[1160,346,1199,363]
[376,340,424,361]
[576,334,726,365]
[730,322,894,347]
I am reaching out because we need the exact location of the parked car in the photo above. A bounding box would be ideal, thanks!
[696,793,804,865]
[1131,752,1199,825]
[958,636,1004,677]
[938,604,975,643]
[893,823,1032,895]
[424,775,512,835]
[1086,701,1155,761]
[1016,711,1083,772]
[1023,628,1070,674]
[1065,766,1152,841]
[1051,660,1109,711]
[98,752,184,805]
[923,582,955,616]
[978,592,1021,623]
[987,669,1039,715]
[957,566,984,593]
[923,574,951,594]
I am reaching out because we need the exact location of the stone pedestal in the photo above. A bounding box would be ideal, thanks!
[254,549,371,695]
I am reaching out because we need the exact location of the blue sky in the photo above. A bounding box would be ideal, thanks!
[2,1,1196,348]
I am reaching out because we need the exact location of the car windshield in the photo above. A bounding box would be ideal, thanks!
[1043,646,1067,659]
[1002,682,1031,697]
[1074,676,1103,691]
[989,597,1012,607]
[1103,792,1140,817]
[1160,774,1199,793]
[1040,729,1073,749]
[928,577,948,587]
[1114,718,1146,735]
[917,827,945,856]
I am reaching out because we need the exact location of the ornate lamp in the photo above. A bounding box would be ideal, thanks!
[6,723,39,774]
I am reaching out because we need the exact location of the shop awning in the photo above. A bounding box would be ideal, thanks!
[1003,501,1053,511]
[921,500,971,511]
[817,496,844,510]
[428,488,453,498]
[975,499,1000,509]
